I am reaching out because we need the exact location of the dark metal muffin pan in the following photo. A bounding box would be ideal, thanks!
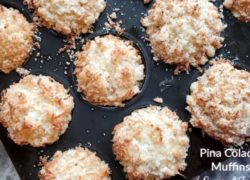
[0,0,250,179]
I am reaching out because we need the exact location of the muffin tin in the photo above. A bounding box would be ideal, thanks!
[0,0,250,179]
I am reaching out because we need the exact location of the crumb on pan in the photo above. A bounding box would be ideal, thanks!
[74,34,145,107]
[112,106,189,179]
[153,97,163,104]
[141,0,226,74]
[110,12,117,19]
[105,13,125,34]
[144,0,152,4]
[187,58,250,146]
[224,0,250,23]
[26,0,106,35]
[113,8,120,12]
[16,67,31,76]
[0,5,34,73]
[0,75,74,147]
[39,147,110,180]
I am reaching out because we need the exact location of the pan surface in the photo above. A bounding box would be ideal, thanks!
[0,0,250,179]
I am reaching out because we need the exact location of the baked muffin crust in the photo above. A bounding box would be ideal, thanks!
[0,5,34,73]
[39,147,110,180]
[0,75,74,147]
[187,59,250,146]
[74,35,145,107]
[142,0,225,73]
[113,106,189,179]
[26,0,106,35]
[224,0,250,23]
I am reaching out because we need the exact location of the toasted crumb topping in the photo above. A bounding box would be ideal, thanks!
[39,147,110,180]
[187,59,250,146]
[27,0,106,35]
[141,0,225,73]
[0,75,74,147]
[113,106,189,179]
[224,0,250,22]
[74,35,145,107]
[0,5,34,73]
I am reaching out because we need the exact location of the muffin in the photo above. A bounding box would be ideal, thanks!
[39,147,110,180]
[26,0,106,35]
[187,59,250,146]
[112,106,190,179]
[0,5,34,73]
[224,0,250,22]
[0,75,74,147]
[74,35,145,107]
[141,0,226,73]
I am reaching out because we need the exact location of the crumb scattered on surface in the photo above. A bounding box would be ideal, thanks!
[153,97,163,104]
[16,68,30,76]
[143,0,152,4]
[104,11,125,34]
[110,12,117,19]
